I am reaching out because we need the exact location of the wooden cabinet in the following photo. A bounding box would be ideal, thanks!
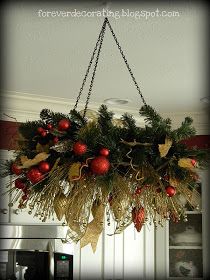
[155,171,210,279]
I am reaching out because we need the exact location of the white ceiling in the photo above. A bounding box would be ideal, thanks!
[2,1,209,114]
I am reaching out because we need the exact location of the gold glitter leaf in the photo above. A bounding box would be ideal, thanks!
[79,109,98,122]
[36,143,50,153]
[19,152,49,169]
[158,137,172,158]
[178,158,194,169]
[68,162,82,181]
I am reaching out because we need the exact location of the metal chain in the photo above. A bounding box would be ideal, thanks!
[74,18,108,110]
[106,18,147,107]
[74,17,147,115]
[82,18,108,117]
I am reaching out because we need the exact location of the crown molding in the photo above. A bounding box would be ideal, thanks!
[0,91,209,134]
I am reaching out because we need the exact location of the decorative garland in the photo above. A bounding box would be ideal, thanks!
[1,105,209,251]
[1,18,209,252]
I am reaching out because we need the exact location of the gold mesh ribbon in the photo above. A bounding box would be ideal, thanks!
[80,200,105,253]
[65,179,95,241]
[53,192,67,221]
[110,175,133,233]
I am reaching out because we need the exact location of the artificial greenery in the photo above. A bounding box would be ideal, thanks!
[1,103,209,250]
[2,104,209,181]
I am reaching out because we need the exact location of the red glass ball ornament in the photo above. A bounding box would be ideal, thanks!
[135,187,142,195]
[40,130,47,137]
[165,185,176,197]
[53,137,59,144]
[11,163,22,175]
[47,123,53,130]
[99,148,110,157]
[38,161,50,173]
[58,119,71,131]
[73,142,87,155]
[37,127,44,134]
[163,174,170,181]
[15,178,26,189]
[90,156,110,175]
[26,168,44,184]
[191,159,197,167]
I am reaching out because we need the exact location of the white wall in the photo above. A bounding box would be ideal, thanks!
[73,218,155,280]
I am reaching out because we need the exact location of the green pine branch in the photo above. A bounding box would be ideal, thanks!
[18,120,45,140]
[139,105,172,134]
[70,109,87,126]
[171,117,196,141]
[98,105,114,133]
[40,109,70,124]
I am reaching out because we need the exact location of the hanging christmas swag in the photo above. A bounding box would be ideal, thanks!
[1,18,209,252]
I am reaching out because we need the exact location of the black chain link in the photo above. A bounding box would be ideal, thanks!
[106,18,147,107]
[74,18,108,110]
[83,19,107,117]
[74,17,147,117]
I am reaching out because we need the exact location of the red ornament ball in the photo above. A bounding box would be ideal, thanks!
[135,187,142,195]
[38,161,50,173]
[90,156,110,175]
[191,159,197,167]
[46,123,53,130]
[165,185,176,197]
[53,137,59,144]
[15,178,26,190]
[73,142,87,155]
[26,168,44,184]
[11,163,22,175]
[58,119,71,131]
[163,174,170,181]
[99,148,110,157]
[40,130,47,137]
[37,127,44,134]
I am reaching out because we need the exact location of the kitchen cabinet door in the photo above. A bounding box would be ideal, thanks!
[155,170,210,279]
[0,151,13,224]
